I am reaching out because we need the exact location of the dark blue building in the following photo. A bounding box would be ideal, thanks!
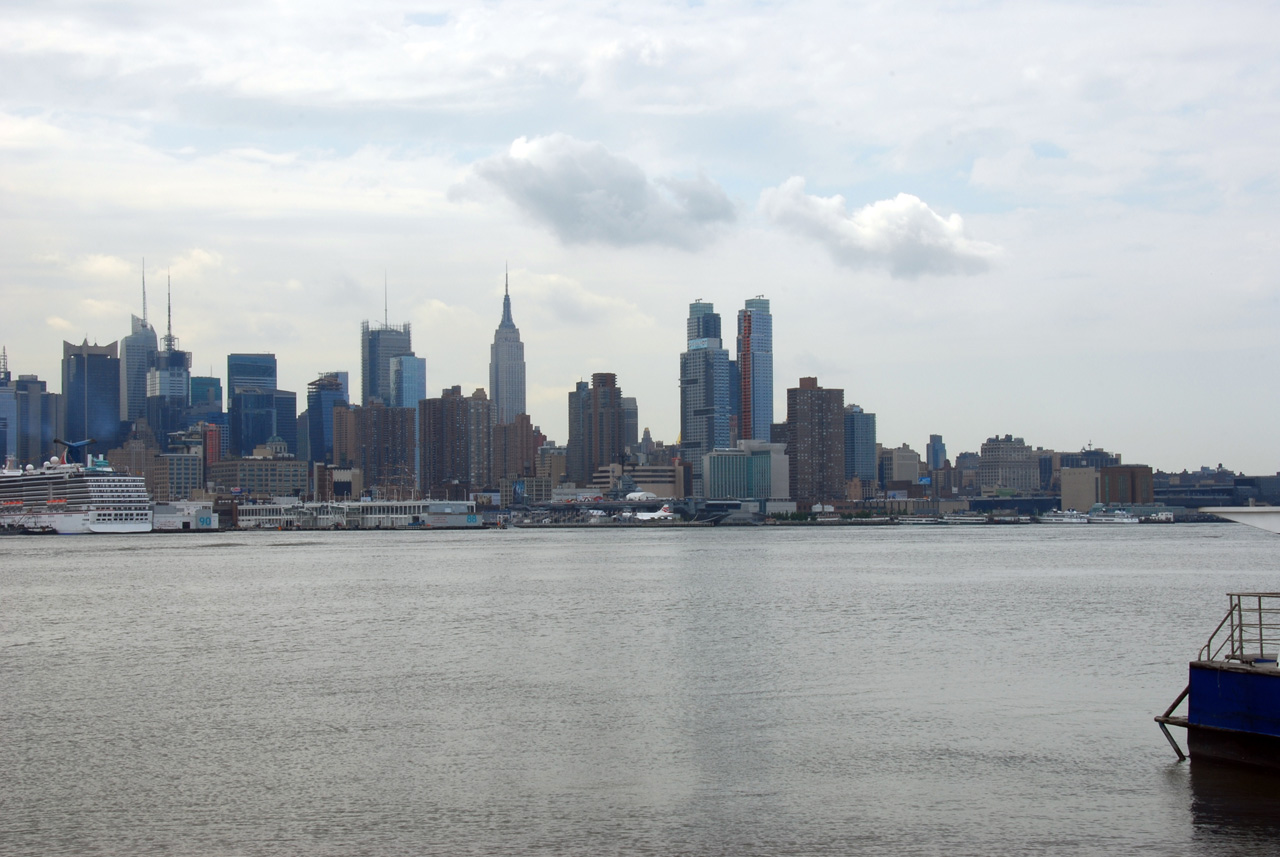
[306,373,348,464]
[62,339,123,458]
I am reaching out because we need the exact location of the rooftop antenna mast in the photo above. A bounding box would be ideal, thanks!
[384,270,388,327]
[164,269,176,352]
[142,257,148,326]
[0,345,8,376]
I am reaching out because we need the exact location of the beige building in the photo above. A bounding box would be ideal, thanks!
[1060,467,1099,512]
[979,434,1040,494]
[589,463,686,498]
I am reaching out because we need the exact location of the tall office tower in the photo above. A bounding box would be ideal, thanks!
[467,389,492,490]
[12,373,62,465]
[190,377,223,410]
[147,278,191,406]
[736,297,773,441]
[273,390,297,455]
[229,388,278,456]
[488,273,526,425]
[389,356,426,484]
[120,266,158,421]
[120,319,157,422]
[785,377,845,508]
[843,404,877,482]
[145,280,193,450]
[566,372,625,486]
[419,386,472,499]
[620,396,638,454]
[567,381,589,484]
[227,354,280,457]
[227,354,277,402]
[0,349,15,459]
[306,373,348,464]
[926,434,947,471]
[356,400,417,496]
[390,355,427,409]
[62,339,122,457]
[361,320,412,406]
[680,301,732,497]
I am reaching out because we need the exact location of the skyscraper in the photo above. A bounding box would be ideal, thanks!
[420,386,472,499]
[119,265,158,422]
[390,355,427,409]
[567,373,625,486]
[361,321,412,406]
[737,297,773,441]
[62,339,122,457]
[12,372,62,466]
[489,271,526,426]
[786,377,845,508]
[357,400,417,496]
[120,320,157,423]
[306,373,348,464]
[844,404,877,483]
[145,277,192,449]
[227,354,277,401]
[680,301,732,497]
[0,349,14,460]
[926,434,947,471]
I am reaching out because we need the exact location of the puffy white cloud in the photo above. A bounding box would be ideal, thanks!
[759,178,1000,278]
[457,134,734,249]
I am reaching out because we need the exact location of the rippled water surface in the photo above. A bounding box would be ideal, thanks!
[3,524,1280,855]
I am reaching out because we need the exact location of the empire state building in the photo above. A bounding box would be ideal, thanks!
[488,272,526,425]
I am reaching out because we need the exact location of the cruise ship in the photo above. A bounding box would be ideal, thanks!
[0,455,152,534]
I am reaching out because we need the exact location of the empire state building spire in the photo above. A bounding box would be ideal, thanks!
[489,267,526,425]
[499,265,515,329]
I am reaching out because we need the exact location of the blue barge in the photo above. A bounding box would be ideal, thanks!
[1157,593,1280,769]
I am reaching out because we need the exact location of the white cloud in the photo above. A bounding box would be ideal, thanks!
[759,178,1000,278]
[456,134,734,249]
[67,253,134,280]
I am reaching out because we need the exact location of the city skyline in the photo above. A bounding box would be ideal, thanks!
[3,3,1279,472]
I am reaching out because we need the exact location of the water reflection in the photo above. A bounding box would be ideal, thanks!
[1189,759,1280,848]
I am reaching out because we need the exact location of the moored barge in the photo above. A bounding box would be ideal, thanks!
[1156,593,1280,769]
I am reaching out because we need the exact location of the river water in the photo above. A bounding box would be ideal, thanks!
[3,524,1279,855]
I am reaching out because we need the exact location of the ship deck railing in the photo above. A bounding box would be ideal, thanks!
[1198,592,1280,663]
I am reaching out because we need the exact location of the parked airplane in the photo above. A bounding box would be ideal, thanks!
[635,504,676,521]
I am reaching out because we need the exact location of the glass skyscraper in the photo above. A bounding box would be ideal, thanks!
[680,301,732,498]
[737,297,773,441]
[227,354,277,402]
[119,314,157,421]
[844,404,877,482]
[62,339,122,458]
[361,321,412,407]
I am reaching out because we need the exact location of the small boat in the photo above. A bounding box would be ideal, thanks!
[1155,593,1280,769]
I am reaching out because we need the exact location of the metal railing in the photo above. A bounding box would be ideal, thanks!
[1199,593,1280,663]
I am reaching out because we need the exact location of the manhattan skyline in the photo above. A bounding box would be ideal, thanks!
[2,2,1278,473]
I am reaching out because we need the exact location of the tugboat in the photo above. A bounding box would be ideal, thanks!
[1156,593,1280,769]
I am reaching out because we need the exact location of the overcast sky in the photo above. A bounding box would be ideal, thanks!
[3,1,1278,472]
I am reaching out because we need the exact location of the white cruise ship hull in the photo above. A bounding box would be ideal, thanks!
[1,457,153,534]
[1201,507,1280,535]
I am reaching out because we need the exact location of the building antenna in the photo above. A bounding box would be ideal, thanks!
[164,269,175,351]
[384,270,388,327]
[505,262,509,296]
[141,257,148,326]
[0,345,7,376]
